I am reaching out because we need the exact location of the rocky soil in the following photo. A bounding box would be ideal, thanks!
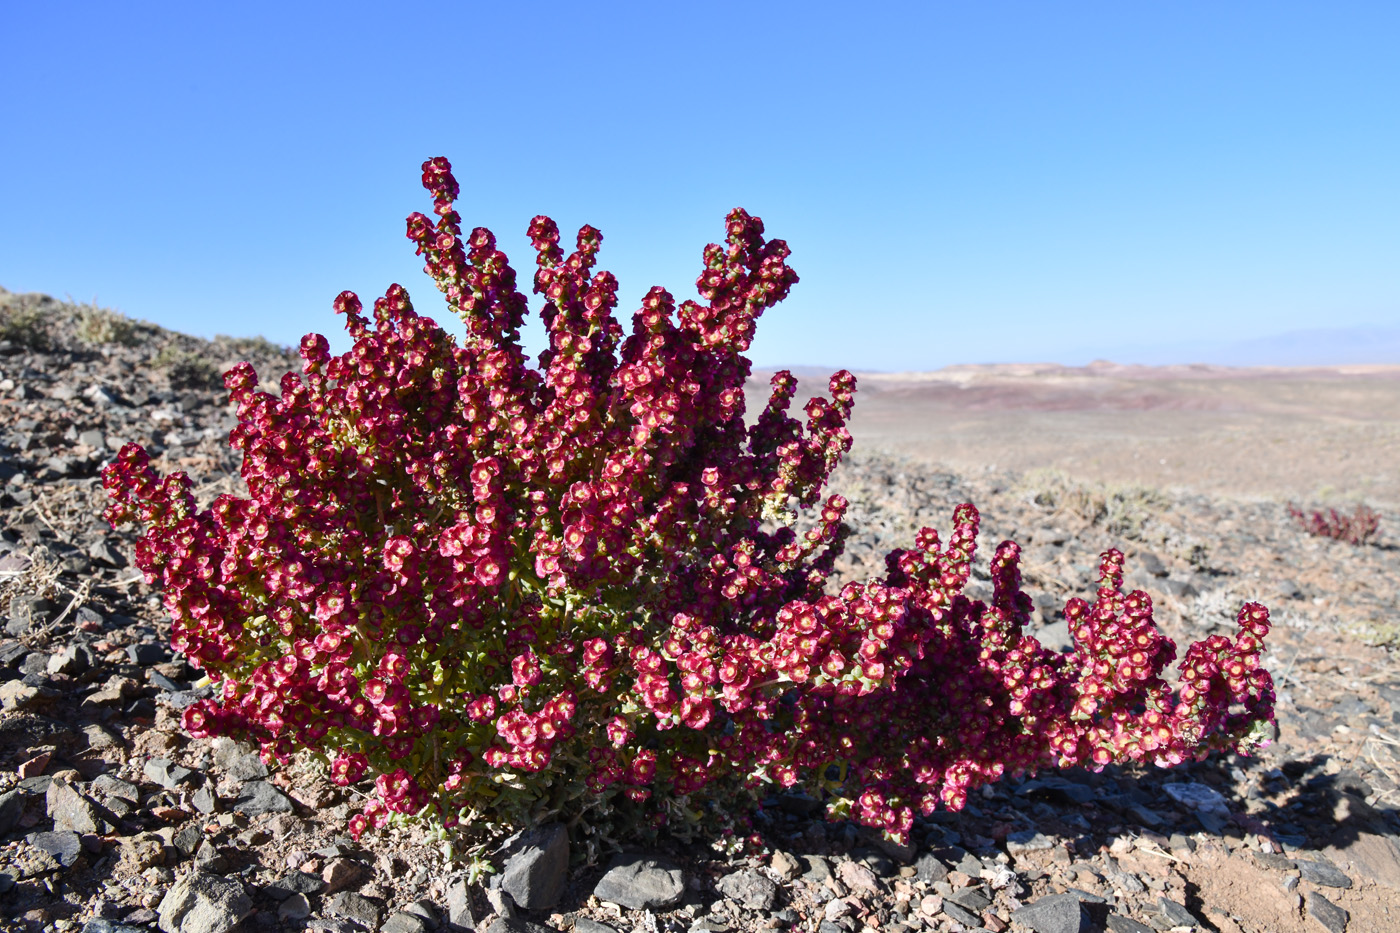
[2,286,1399,933]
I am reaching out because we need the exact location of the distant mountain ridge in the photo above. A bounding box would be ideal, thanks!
[756,323,1400,374]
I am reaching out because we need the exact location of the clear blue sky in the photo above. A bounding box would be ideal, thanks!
[3,2,1397,371]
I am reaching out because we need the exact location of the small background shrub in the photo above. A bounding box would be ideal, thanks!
[1288,502,1381,546]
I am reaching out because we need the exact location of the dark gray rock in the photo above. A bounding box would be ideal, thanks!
[127,642,167,665]
[1137,552,1168,577]
[173,823,204,857]
[47,644,89,675]
[592,854,686,910]
[82,922,150,933]
[0,639,27,670]
[213,741,268,781]
[157,870,253,933]
[92,773,140,803]
[716,867,779,910]
[306,922,362,933]
[384,912,431,933]
[940,901,981,927]
[1307,893,1349,933]
[1127,804,1165,827]
[802,854,834,883]
[1018,776,1095,806]
[946,886,991,912]
[952,852,983,879]
[191,784,218,814]
[144,758,196,790]
[1252,852,1296,871]
[1296,858,1353,889]
[402,900,439,928]
[500,823,569,910]
[1011,893,1087,933]
[89,540,127,568]
[1005,830,1055,854]
[83,723,123,750]
[0,788,25,834]
[47,778,102,834]
[1104,916,1154,933]
[481,920,562,933]
[264,870,325,900]
[194,839,228,873]
[1162,578,1199,599]
[1032,618,1074,653]
[912,852,948,884]
[1155,898,1198,928]
[232,780,292,815]
[27,829,83,867]
[573,921,617,933]
[278,894,312,921]
[326,891,383,930]
[446,874,477,929]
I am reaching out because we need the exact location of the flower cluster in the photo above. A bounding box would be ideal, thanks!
[103,157,1276,845]
[1288,502,1381,546]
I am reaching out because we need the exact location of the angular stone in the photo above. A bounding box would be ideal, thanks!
[383,911,431,933]
[1011,893,1087,933]
[278,894,311,921]
[264,870,325,900]
[1296,858,1353,889]
[1252,852,1296,871]
[213,740,268,781]
[446,874,477,929]
[231,780,292,815]
[27,830,84,867]
[1006,830,1055,854]
[1307,893,1349,933]
[0,678,41,710]
[157,870,253,933]
[500,822,569,910]
[83,723,123,750]
[941,902,981,927]
[770,850,802,881]
[1161,782,1229,815]
[191,784,218,814]
[913,852,948,883]
[1104,916,1154,933]
[128,643,167,665]
[47,777,102,834]
[173,824,204,857]
[84,675,138,707]
[0,788,25,835]
[481,920,562,933]
[325,891,383,929]
[946,886,991,912]
[322,856,369,894]
[802,854,833,883]
[89,540,127,568]
[1155,898,1198,929]
[47,644,88,676]
[574,921,617,933]
[92,773,140,803]
[194,840,228,873]
[592,854,686,910]
[144,758,196,790]
[82,921,150,933]
[716,867,779,910]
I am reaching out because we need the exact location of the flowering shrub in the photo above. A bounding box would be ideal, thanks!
[1288,502,1381,546]
[102,157,1276,845]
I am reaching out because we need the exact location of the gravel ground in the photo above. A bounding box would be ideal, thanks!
[2,286,1399,933]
